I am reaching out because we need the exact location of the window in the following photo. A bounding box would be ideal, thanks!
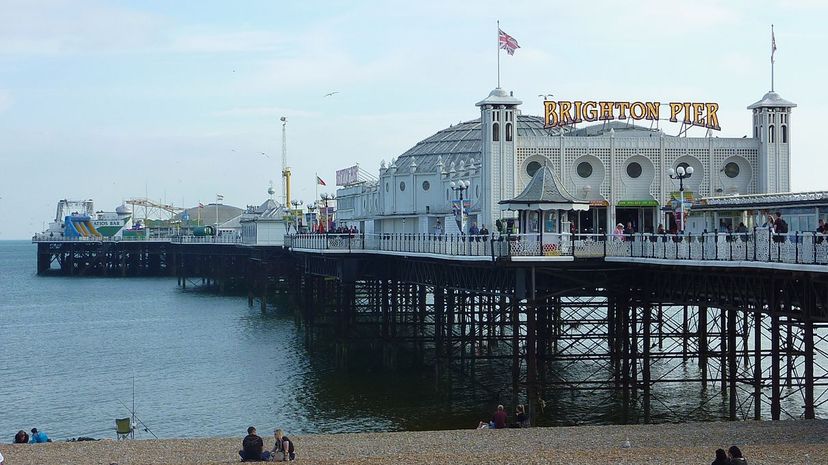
[724,162,740,178]
[782,125,788,143]
[422,180,430,191]
[577,161,593,178]
[760,125,763,142]
[385,182,389,192]
[626,162,642,178]
[492,122,500,141]
[754,126,758,138]
[505,123,513,141]
[476,185,480,198]
[446,189,450,201]
[769,125,775,143]
[399,181,406,192]
[526,161,542,177]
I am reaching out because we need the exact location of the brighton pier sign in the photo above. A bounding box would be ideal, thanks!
[543,100,721,130]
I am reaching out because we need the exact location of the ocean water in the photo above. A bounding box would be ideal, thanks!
[0,241,483,441]
[1,241,823,442]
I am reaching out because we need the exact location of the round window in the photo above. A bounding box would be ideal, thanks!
[724,162,740,178]
[577,161,593,178]
[626,162,642,178]
[526,161,542,177]
[422,180,430,191]
[399,181,406,192]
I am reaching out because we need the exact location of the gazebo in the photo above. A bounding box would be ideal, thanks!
[499,164,589,254]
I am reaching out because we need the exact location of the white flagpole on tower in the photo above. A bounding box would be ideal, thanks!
[771,24,776,92]
[497,20,501,88]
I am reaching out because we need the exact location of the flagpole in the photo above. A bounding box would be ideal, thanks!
[497,20,501,88]
[771,24,775,92]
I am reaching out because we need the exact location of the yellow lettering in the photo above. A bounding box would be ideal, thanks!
[572,101,584,123]
[559,101,573,125]
[630,102,647,119]
[683,103,692,123]
[692,103,705,126]
[614,101,631,120]
[599,102,614,121]
[706,103,720,130]
[645,102,660,120]
[544,101,558,127]
[669,103,683,123]
[583,101,598,122]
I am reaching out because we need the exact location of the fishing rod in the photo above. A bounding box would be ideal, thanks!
[118,399,158,439]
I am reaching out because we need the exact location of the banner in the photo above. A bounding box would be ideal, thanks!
[336,165,360,186]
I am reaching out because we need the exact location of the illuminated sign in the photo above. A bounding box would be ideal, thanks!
[544,101,720,131]
[336,165,360,186]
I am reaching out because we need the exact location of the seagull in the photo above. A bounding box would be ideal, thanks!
[260,152,270,158]
[324,91,340,97]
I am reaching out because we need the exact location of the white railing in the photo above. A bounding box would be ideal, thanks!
[171,235,243,244]
[286,230,828,266]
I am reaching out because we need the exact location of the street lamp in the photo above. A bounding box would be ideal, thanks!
[307,203,317,232]
[668,165,694,233]
[320,193,335,233]
[450,180,470,234]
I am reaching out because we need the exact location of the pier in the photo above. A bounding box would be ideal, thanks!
[33,231,828,424]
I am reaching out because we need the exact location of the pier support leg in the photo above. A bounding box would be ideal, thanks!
[643,303,652,423]
[754,307,762,420]
[699,305,708,389]
[728,307,738,420]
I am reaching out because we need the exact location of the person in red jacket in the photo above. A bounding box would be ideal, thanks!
[492,404,508,429]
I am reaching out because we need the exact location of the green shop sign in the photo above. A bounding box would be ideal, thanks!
[617,200,660,207]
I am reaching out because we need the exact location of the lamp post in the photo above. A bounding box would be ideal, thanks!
[668,165,694,233]
[289,199,303,232]
[307,203,317,232]
[320,193,335,233]
[450,180,470,234]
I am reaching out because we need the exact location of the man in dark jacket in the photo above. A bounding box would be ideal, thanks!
[239,426,271,462]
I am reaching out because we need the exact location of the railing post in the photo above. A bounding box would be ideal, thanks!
[795,232,799,264]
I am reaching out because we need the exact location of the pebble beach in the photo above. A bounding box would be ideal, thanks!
[2,420,826,465]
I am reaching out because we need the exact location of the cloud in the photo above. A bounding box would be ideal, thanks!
[0,90,11,113]
[170,31,290,54]
[0,0,162,54]
[210,106,320,118]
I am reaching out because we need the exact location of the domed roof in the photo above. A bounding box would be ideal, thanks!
[747,91,797,109]
[392,115,560,174]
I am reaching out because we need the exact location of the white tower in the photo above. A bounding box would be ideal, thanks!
[476,88,522,229]
[748,91,796,193]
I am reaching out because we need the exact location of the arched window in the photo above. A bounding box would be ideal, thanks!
[505,123,513,141]
[492,122,500,142]
[754,126,758,139]
[760,125,763,142]
[769,125,775,143]
[782,125,788,143]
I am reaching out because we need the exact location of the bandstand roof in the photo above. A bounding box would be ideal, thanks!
[499,164,589,211]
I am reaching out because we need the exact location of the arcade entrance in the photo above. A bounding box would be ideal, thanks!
[616,206,656,233]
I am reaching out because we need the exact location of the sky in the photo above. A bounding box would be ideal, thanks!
[1,0,826,239]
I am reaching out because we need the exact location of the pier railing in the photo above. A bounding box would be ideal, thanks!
[286,230,828,266]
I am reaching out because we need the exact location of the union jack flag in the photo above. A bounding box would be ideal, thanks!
[499,28,520,56]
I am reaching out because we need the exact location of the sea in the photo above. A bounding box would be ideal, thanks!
[1,241,824,442]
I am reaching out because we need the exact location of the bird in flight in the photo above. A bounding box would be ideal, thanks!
[324,91,340,97]
[260,152,270,158]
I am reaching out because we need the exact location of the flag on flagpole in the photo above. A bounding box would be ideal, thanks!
[198,202,204,208]
[216,194,224,202]
[498,28,520,56]
[316,176,327,186]
[771,26,777,63]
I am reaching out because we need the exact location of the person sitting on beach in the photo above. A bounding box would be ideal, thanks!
[711,448,729,465]
[271,429,296,461]
[29,428,50,443]
[492,404,508,429]
[1,449,5,465]
[727,445,747,465]
[14,430,29,444]
[513,404,530,428]
[239,426,271,462]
